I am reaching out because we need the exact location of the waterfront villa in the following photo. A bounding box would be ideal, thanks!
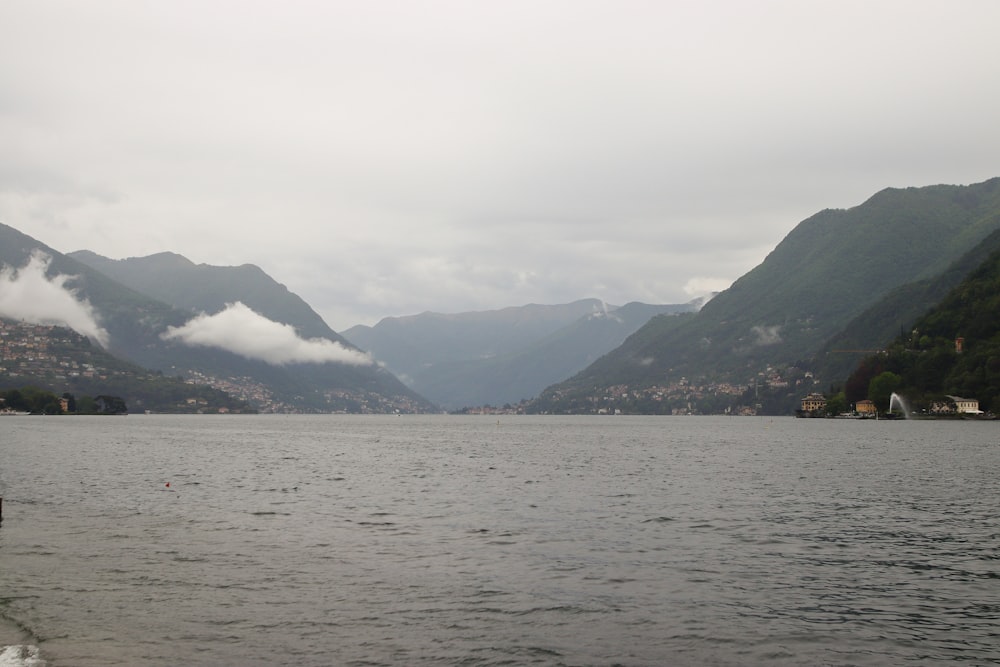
[855,399,876,416]
[931,395,983,414]
[950,396,982,414]
[799,393,827,412]
[796,392,827,417]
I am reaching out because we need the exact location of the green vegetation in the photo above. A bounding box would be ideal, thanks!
[845,243,1000,413]
[0,387,126,414]
[823,391,848,416]
[814,227,1000,386]
[1,386,64,414]
[868,371,902,413]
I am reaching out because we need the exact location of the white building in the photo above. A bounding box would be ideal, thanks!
[948,395,982,414]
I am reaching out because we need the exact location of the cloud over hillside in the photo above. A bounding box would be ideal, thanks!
[0,250,110,346]
[162,302,372,366]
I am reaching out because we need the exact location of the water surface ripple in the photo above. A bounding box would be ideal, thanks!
[0,415,997,666]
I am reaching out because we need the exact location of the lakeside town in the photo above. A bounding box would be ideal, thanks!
[0,319,428,414]
[1,320,119,384]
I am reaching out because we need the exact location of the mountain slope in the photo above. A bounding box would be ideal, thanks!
[814,227,1000,385]
[0,319,248,413]
[844,239,1000,413]
[69,250,340,341]
[344,299,695,409]
[530,177,1000,414]
[0,224,435,412]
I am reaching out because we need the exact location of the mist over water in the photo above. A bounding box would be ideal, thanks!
[1,415,997,666]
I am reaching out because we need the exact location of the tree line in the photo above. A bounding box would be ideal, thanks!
[0,386,128,415]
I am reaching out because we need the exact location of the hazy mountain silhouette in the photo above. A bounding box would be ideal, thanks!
[344,299,697,409]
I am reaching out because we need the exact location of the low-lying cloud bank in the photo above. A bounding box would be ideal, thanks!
[162,302,372,366]
[752,324,783,346]
[0,250,110,347]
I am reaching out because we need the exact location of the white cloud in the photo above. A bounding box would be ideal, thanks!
[0,250,110,346]
[751,325,783,347]
[683,277,733,299]
[161,302,372,366]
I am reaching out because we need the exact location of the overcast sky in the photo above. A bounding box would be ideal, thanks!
[1,1,998,330]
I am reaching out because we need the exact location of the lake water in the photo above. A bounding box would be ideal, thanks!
[0,415,997,666]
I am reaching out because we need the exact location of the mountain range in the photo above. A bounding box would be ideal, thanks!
[66,250,699,410]
[344,299,698,410]
[3,176,999,416]
[0,224,433,413]
[1,226,695,413]
[528,177,1000,414]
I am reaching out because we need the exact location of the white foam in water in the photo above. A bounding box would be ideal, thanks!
[0,645,45,667]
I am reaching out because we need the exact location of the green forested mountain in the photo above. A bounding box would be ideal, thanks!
[529,177,1000,414]
[814,227,1000,385]
[0,223,435,412]
[844,241,1000,413]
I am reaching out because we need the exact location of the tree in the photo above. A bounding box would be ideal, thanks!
[76,395,97,414]
[825,392,848,416]
[869,371,902,413]
[94,395,128,415]
[845,355,886,405]
[17,386,60,414]
[1,388,28,411]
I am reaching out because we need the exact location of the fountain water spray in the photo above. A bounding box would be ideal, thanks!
[889,392,911,419]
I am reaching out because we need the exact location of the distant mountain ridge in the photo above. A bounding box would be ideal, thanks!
[345,299,698,409]
[529,177,1000,414]
[346,300,619,366]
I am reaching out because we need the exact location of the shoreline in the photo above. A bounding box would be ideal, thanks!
[0,616,36,650]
